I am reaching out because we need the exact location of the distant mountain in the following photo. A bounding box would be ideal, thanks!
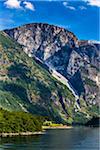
[0,23,99,124]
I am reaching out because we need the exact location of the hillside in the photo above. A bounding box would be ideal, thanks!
[0,23,99,124]
[0,31,77,124]
[0,108,43,133]
[5,23,100,107]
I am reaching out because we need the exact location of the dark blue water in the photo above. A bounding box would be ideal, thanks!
[0,127,99,150]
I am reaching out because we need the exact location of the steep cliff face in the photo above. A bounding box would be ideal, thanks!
[5,23,78,66]
[0,31,77,124]
[4,23,100,117]
[68,42,99,105]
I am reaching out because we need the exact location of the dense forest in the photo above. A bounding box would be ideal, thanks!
[0,108,44,133]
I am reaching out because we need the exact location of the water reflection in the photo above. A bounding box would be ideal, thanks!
[0,127,99,150]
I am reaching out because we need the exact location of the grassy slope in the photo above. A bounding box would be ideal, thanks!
[0,31,76,124]
[0,32,99,124]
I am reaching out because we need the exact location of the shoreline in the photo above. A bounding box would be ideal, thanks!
[0,126,73,137]
[0,131,45,137]
[42,125,73,129]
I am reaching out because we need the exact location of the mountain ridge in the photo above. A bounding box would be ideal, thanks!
[0,31,79,124]
[0,23,99,124]
[4,23,100,44]
[4,23,99,102]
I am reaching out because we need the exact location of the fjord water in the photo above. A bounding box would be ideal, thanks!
[0,127,99,150]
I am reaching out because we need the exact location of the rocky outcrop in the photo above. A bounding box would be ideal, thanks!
[4,23,100,107]
[68,41,100,105]
[5,23,78,61]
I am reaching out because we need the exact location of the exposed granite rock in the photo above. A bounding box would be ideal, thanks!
[68,42,100,105]
[5,23,78,61]
[4,23,100,107]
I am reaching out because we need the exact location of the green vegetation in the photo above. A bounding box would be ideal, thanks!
[43,120,63,127]
[0,108,43,133]
[87,105,100,116]
[73,112,89,125]
[84,77,97,87]
[0,31,99,125]
[0,31,75,123]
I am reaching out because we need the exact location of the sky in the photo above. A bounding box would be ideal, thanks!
[0,0,100,40]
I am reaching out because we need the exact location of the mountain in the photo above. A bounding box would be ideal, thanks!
[0,23,99,124]
[5,23,78,62]
[5,23,99,106]
[0,31,78,124]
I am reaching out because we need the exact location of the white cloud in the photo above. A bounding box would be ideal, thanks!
[79,6,87,10]
[83,0,100,7]
[23,1,35,11]
[67,6,76,10]
[4,0,21,9]
[63,2,68,7]
[63,1,76,10]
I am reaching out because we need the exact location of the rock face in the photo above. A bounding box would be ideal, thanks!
[5,23,100,107]
[0,31,77,124]
[5,23,78,60]
[68,41,100,106]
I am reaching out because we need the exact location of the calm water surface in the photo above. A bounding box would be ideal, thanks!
[0,127,99,150]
